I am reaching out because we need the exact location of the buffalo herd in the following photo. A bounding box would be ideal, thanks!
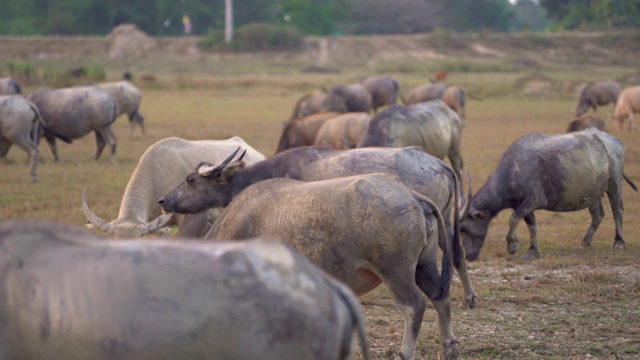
[0,73,638,360]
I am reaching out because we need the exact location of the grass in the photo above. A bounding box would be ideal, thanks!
[1,33,640,359]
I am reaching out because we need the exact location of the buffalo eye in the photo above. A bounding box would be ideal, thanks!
[186,175,195,185]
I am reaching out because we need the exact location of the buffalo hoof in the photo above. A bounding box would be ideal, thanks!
[612,241,625,250]
[442,338,460,360]
[466,294,479,309]
[507,240,519,255]
[521,249,540,260]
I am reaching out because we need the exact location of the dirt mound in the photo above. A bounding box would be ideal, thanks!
[107,24,157,60]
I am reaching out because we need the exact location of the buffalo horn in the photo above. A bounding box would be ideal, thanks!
[198,147,243,176]
[459,169,473,218]
[82,187,116,235]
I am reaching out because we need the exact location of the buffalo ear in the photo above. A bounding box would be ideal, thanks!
[470,209,488,220]
[220,161,245,183]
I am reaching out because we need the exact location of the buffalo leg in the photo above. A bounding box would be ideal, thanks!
[94,132,106,159]
[606,185,626,249]
[44,135,59,162]
[521,212,539,259]
[415,252,459,360]
[581,201,605,248]
[13,135,39,183]
[0,138,10,158]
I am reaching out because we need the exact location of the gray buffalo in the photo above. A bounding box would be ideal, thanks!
[204,174,458,360]
[459,128,637,261]
[159,145,478,308]
[313,112,372,149]
[361,75,399,113]
[403,82,446,105]
[289,91,348,121]
[275,112,340,153]
[329,83,373,113]
[0,96,70,182]
[83,136,265,238]
[613,85,640,132]
[357,100,465,178]
[28,86,118,161]
[575,80,621,116]
[0,219,369,360]
[442,85,466,124]
[566,113,607,133]
[0,77,21,95]
[95,80,145,136]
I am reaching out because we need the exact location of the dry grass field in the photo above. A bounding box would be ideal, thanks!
[1,32,639,359]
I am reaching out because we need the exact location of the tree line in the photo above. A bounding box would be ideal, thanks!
[0,0,637,37]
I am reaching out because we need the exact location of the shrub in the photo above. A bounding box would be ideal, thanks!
[198,23,304,52]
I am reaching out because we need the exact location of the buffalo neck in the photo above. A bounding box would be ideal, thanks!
[228,161,278,200]
[470,175,509,219]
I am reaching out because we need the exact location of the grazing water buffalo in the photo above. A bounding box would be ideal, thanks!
[460,128,637,261]
[357,100,464,178]
[83,136,265,238]
[289,92,348,121]
[575,80,621,116]
[94,80,145,136]
[0,77,21,95]
[403,82,446,105]
[313,112,372,149]
[0,219,369,360]
[361,75,399,113]
[567,113,607,133]
[204,174,458,360]
[159,145,477,308]
[28,86,118,161]
[613,85,640,132]
[442,86,466,124]
[0,96,68,182]
[275,112,339,153]
[328,83,373,113]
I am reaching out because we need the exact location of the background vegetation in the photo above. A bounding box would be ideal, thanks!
[1,0,637,37]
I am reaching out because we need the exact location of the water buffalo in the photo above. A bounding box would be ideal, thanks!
[289,91,348,121]
[328,83,373,113]
[28,86,118,161]
[94,80,145,136]
[83,136,265,238]
[460,128,637,261]
[275,112,340,154]
[402,82,446,105]
[442,85,466,124]
[0,219,369,360]
[357,100,464,178]
[0,77,21,95]
[613,85,640,132]
[567,113,607,133]
[204,174,458,360]
[313,112,372,149]
[575,80,621,116]
[361,75,399,113]
[0,96,70,182]
[159,145,477,308]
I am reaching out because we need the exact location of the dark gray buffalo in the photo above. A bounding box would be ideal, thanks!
[328,83,373,113]
[275,112,339,154]
[0,96,70,182]
[575,80,621,116]
[95,80,145,136]
[459,128,637,261]
[28,86,118,161]
[206,174,458,360]
[0,77,22,95]
[357,100,464,178]
[361,75,399,113]
[288,91,348,121]
[0,219,369,360]
[159,146,478,308]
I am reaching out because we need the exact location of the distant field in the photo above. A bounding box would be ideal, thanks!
[1,33,639,359]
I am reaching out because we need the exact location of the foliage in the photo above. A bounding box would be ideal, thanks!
[6,60,37,82]
[539,0,640,30]
[198,23,304,52]
[510,0,553,31]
